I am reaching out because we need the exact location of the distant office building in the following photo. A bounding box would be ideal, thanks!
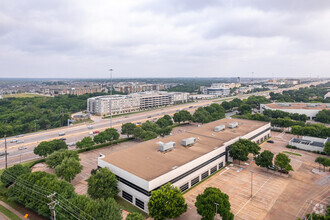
[289,136,329,152]
[113,82,178,94]
[260,103,330,120]
[202,83,240,97]
[97,118,271,212]
[87,91,189,116]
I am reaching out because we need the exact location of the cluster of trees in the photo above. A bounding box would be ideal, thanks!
[33,139,68,157]
[291,124,330,139]
[121,115,174,141]
[147,183,234,220]
[45,149,82,182]
[229,139,261,165]
[300,207,330,220]
[270,83,330,103]
[221,98,243,111]
[192,103,225,123]
[255,151,293,173]
[0,93,109,138]
[315,156,330,172]
[315,109,330,124]
[263,109,308,122]
[76,128,120,148]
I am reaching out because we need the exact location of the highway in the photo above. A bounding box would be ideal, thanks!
[0,81,325,168]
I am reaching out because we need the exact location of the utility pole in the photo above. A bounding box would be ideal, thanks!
[109,69,113,128]
[250,171,254,198]
[4,120,8,169]
[48,193,58,220]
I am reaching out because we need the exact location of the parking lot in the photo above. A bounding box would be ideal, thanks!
[179,131,330,220]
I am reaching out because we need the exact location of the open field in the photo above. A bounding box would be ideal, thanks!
[179,132,330,220]
[2,93,49,98]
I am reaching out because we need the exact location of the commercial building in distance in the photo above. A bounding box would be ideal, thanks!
[202,83,241,97]
[87,91,189,116]
[289,136,329,152]
[324,92,330,99]
[260,103,330,120]
[113,82,178,94]
[97,118,271,212]
[40,85,102,96]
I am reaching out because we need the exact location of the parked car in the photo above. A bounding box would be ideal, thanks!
[18,146,27,150]
[89,131,94,135]
[93,131,100,134]
[278,169,289,174]
[268,165,276,170]
[58,132,65,136]
[267,140,274,143]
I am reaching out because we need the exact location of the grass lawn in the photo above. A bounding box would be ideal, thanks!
[0,203,21,220]
[115,196,148,218]
[2,93,48,98]
[283,151,302,156]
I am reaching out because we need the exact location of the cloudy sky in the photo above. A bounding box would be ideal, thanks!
[0,0,330,78]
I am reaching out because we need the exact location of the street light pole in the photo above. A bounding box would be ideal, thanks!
[214,202,219,219]
[109,69,113,128]
[4,120,8,169]
[250,171,254,198]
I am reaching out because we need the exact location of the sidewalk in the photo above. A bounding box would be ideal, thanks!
[0,200,26,220]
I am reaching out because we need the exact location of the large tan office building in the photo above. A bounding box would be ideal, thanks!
[97,118,271,212]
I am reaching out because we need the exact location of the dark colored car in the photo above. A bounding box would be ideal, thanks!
[278,169,289,174]
[60,138,66,141]
[267,140,274,143]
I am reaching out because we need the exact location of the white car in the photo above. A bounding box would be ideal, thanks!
[10,139,17,143]
[16,140,24,144]
[89,131,94,135]
[87,125,93,129]
[18,146,27,150]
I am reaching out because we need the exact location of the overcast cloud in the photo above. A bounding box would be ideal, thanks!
[0,0,330,78]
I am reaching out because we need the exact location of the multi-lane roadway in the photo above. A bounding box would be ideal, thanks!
[0,81,325,168]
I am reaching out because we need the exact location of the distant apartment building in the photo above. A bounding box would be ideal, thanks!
[40,86,102,96]
[289,136,329,152]
[87,91,189,116]
[113,82,178,94]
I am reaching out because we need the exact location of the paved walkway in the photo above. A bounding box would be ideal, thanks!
[0,200,26,220]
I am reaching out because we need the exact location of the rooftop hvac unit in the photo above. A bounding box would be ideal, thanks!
[181,137,196,147]
[278,103,291,107]
[159,142,176,152]
[214,125,225,132]
[228,122,238,129]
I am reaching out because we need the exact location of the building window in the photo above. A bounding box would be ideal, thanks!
[135,198,144,210]
[180,183,189,192]
[201,171,209,180]
[210,166,217,174]
[191,176,200,187]
[122,191,133,203]
[219,162,223,169]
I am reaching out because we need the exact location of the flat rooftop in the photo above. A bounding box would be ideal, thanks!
[264,103,330,110]
[101,118,269,181]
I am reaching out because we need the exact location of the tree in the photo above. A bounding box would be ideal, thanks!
[324,142,330,156]
[140,131,158,141]
[229,142,249,165]
[1,164,31,186]
[55,157,83,182]
[76,136,94,148]
[33,139,68,157]
[238,104,252,115]
[148,183,187,220]
[46,149,80,168]
[141,121,160,133]
[7,171,76,218]
[104,128,120,142]
[173,110,192,124]
[133,127,144,139]
[126,212,145,220]
[163,115,173,126]
[221,101,232,110]
[156,118,171,128]
[121,123,136,137]
[315,109,330,124]
[193,108,212,124]
[93,132,108,144]
[87,168,119,199]
[315,157,325,172]
[274,153,293,173]
[237,139,260,155]
[195,187,234,220]
[159,126,172,136]
[255,150,274,169]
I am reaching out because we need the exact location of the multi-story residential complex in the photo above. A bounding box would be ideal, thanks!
[97,118,271,212]
[87,91,189,116]
[40,86,102,96]
[113,82,178,94]
[260,103,330,120]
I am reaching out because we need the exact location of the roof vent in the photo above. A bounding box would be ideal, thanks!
[159,142,176,152]
[99,154,105,159]
[228,122,238,129]
[172,166,178,170]
[214,125,225,132]
[181,137,196,147]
